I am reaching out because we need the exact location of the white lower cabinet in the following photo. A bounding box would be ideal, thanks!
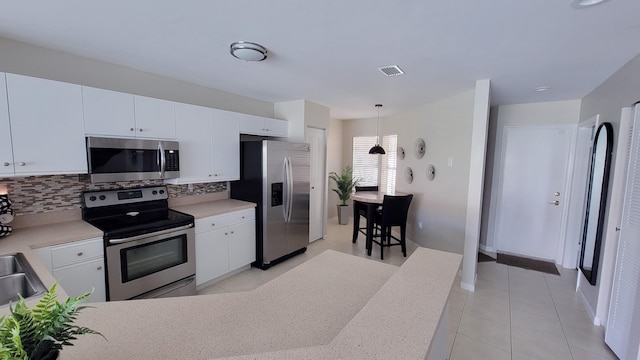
[196,228,229,286]
[195,208,256,286]
[228,215,256,272]
[33,237,106,302]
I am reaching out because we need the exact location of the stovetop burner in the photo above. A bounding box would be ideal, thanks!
[81,186,194,240]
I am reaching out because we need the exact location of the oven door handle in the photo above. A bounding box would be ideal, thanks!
[108,223,193,245]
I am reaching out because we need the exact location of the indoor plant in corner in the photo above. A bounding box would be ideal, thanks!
[329,165,360,225]
[0,283,104,360]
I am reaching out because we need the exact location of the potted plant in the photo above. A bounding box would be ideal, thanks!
[329,165,360,225]
[0,284,104,360]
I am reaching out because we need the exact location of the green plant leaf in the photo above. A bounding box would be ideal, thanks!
[0,283,105,359]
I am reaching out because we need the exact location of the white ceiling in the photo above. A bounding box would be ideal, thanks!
[0,0,638,119]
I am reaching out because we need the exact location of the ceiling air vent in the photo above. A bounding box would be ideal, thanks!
[377,65,404,77]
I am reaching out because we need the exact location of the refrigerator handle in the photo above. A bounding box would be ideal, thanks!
[283,157,290,222]
[285,156,293,222]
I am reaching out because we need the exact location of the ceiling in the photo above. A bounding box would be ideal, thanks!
[0,0,638,119]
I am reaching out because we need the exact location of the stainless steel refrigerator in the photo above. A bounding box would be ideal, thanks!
[230,140,310,269]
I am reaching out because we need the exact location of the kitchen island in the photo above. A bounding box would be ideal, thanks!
[59,248,461,360]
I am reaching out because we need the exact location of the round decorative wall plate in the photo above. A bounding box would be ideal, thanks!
[414,138,426,159]
[404,167,414,184]
[398,146,405,160]
[426,164,436,181]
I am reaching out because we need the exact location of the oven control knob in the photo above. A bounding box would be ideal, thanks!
[99,195,106,201]
[152,190,158,195]
[159,190,165,194]
[89,196,97,201]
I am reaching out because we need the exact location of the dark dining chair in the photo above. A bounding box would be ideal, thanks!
[355,186,379,239]
[370,194,413,260]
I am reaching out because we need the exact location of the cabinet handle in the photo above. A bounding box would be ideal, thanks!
[209,174,212,177]
[230,231,234,234]
[139,128,143,132]
[211,223,215,227]
[225,232,228,235]
[3,162,9,166]
[242,216,245,219]
[97,266,103,271]
[130,128,135,132]
[18,162,26,166]
[77,252,83,256]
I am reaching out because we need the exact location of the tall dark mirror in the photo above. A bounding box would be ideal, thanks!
[580,122,613,285]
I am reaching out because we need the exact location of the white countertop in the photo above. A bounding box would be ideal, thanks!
[0,198,461,359]
[57,248,461,360]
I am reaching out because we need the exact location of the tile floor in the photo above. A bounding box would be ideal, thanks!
[198,218,618,360]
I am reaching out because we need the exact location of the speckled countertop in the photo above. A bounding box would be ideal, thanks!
[0,198,462,360]
[57,248,461,360]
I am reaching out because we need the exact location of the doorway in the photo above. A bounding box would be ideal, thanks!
[306,127,326,242]
[494,125,576,262]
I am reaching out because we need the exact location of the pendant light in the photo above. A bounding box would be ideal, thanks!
[369,104,386,154]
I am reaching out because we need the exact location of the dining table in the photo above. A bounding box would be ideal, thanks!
[351,190,409,255]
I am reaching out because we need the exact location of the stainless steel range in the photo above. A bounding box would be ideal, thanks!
[81,186,195,301]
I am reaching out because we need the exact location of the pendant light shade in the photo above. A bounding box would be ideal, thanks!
[369,104,386,155]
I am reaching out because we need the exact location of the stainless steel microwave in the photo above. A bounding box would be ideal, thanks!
[86,137,180,183]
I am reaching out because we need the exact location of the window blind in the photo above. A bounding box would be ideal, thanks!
[352,136,379,186]
[352,135,397,191]
[381,135,398,193]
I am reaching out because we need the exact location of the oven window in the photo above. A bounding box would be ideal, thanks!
[121,235,188,282]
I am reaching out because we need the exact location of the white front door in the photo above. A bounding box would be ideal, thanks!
[495,125,575,261]
[306,127,326,242]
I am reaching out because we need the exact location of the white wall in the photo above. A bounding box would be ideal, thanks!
[342,90,476,254]
[0,36,274,117]
[326,118,343,219]
[577,52,640,325]
[481,100,582,253]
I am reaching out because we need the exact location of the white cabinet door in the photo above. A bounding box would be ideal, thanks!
[83,86,135,137]
[168,102,213,184]
[237,113,265,135]
[6,73,87,176]
[195,228,229,286]
[228,220,256,272]
[52,258,106,302]
[0,73,14,177]
[238,113,288,137]
[134,95,176,139]
[264,118,288,137]
[211,109,240,181]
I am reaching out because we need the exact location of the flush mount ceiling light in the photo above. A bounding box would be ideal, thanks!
[534,86,552,92]
[369,104,386,155]
[230,41,268,61]
[571,0,610,8]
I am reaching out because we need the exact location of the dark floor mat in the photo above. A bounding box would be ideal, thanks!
[497,253,560,275]
[478,252,496,262]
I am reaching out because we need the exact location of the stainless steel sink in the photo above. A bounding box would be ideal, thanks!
[0,253,47,306]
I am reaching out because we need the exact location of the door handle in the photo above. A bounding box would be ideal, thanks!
[548,200,560,206]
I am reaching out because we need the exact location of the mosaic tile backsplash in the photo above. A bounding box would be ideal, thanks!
[0,175,226,215]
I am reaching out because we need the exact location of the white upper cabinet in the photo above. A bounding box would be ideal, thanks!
[0,73,13,177]
[83,86,135,137]
[5,73,87,176]
[83,88,176,139]
[168,103,239,184]
[211,109,240,181]
[170,102,214,184]
[134,95,176,139]
[237,113,288,137]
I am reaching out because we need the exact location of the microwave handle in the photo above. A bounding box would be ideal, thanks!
[158,142,166,178]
